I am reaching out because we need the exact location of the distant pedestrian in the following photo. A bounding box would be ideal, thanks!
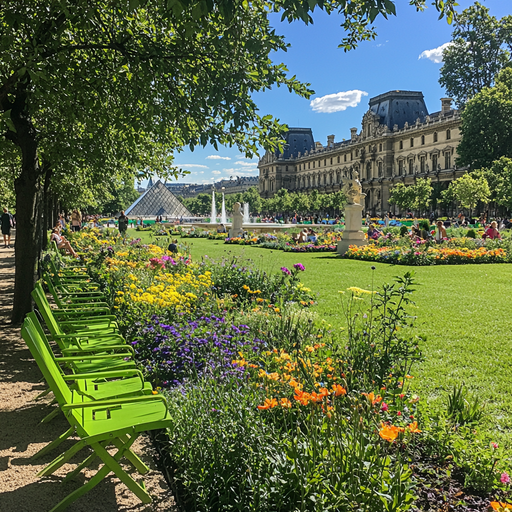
[71,209,82,232]
[1,207,14,248]
[118,211,129,236]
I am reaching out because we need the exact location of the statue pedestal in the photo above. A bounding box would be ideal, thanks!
[228,227,243,238]
[337,204,367,255]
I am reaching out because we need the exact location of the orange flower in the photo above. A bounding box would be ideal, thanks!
[378,423,404,442]
[294,389,311,406]
[407,421,422,433]
[258,398,278,410]
[280,398,292,409]
[362,392,382,405]
[490,503,512,511]
[332,384,347,396]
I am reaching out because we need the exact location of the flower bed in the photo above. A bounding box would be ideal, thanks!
[345,243,510,265]
[66,230,512,510]
[284,243,337,252]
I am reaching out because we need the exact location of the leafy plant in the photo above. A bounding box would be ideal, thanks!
[446,384,484,425]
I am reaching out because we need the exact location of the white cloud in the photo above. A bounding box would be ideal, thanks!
[178,164,209,169]
[220,166,258,176]
[206,155,231,160]
[238,161,258,167]
[418,42,452,63]
[310,90,368,114]
[212,170,221,175]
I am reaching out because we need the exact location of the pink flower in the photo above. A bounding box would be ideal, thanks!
[381,402,388,412]
[280,267,291,276]
[492,442,499,450]
[501,472,510,484]
[293,263,305,271]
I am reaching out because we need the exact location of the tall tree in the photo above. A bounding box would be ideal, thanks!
[446,173,490,216]
[439,2,511,108]
[412,178,433,214]
[457,68,512,170]
[388,182,416,213]
[475,157,512,213]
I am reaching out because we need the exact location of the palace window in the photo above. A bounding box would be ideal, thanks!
[420,156,425,173]
[445,152,451,169]
[409,160,414,175]
[330,158,333,165]
[398,160,404,175]
[337,156,340,163]
[410,138,414,148]
[378,161,383,177]
[313,161,315,168]
[446,129,451,140]
[433,132,438,143]
[355,149,359,157]
[323,174,326,185]
[324,159,326,166]
[308,162,310,169]
[432,153,438,170]
[421,135,425,145]
[344,154,347,162]
[399,140,403,150]
[379,143,382,152]
[285,166,288,172]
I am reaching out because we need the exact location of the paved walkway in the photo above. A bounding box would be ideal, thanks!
[0,237,175,511]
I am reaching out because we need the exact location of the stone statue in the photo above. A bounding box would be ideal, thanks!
[343,170,366,206]
[229,202,244,238]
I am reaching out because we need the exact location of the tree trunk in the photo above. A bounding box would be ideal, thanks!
[12,155,42,324]
[10,109,44,324]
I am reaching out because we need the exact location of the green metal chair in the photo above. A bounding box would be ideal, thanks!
[21,315,171,512]
[32,284,129,354]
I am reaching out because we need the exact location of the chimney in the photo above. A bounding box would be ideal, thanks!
[350,128,358,141]
[441,98,453,114]
[327,134,335,148]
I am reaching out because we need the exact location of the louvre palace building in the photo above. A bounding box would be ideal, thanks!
[258,90,466,214]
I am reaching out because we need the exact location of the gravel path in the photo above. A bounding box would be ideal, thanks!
[0,237,176,512]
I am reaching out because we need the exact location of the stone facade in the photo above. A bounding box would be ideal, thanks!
[258,91,466,214]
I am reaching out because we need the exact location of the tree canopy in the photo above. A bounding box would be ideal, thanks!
[439,2,512,108]
[457,68,512,170]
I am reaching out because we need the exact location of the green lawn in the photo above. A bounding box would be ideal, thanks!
[138,231,512,445]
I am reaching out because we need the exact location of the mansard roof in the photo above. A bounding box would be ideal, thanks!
[125,180,192,217]
[369,90,429,130]
[275,128,315,159]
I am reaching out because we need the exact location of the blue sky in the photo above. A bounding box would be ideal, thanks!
[140,0,509,188]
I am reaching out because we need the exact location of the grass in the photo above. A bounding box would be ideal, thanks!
[137,231,512,446]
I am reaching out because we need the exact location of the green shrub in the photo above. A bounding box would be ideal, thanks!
[400,225,409,237]
[466,228,477,239]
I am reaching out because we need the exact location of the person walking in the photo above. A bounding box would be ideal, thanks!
[1,207,14,248]
[118,211,129,236]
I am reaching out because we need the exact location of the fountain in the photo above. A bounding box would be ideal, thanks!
[243,202,250,224]
[210,190,217,224]
[220,191,227,224]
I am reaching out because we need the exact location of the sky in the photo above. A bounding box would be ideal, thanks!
[139,0,509,189]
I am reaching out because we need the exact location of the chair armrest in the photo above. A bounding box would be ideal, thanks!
[61,394,168,414]
[62,369,143,381]
[55,353,133,362]
[61,345,134,356]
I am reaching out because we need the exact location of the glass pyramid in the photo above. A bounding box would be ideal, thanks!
[125,180,193,218]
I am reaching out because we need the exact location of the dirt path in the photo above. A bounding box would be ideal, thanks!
[0,236,176,512]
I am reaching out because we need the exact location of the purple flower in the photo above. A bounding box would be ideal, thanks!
[280,266,291,275]
[293,263,305,271]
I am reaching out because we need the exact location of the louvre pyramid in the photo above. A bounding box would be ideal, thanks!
[125,180,193,217]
